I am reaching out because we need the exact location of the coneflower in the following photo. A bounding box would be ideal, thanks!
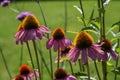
[67,31,104,64]
[100,38,118,61]
[54,68,76,80]
[46,27,72,52]
[14,15,50,44]
[0,0,10,7]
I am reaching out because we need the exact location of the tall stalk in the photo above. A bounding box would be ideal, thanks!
[97,0,107,80]
[32,40,41,80]
[114,24,120,80]
[36,0,53,79]
[64,0,67,33]
[26,42,37,80]
[0,49,12,79]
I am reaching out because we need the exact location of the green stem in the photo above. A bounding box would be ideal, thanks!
[19,44,23,66]
[102,61,107,80]
[78,59,82,71]
[86,62,90,80]
[94,61,101,80]
[37,41,51,76]
[26,42,37,80]
[32,40,41,80]
[64,0,67,33]
[36,0,53,79]
[69,61,74,75]
[57,46,60,69]
[0,49,12,79]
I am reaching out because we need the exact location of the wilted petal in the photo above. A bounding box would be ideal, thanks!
[53,40,59,52]
[64,38,72,47]
[39,26,51,33]
[68,48,80,63]
[46,38,54,49]
[103,52,108,62]
[88,48,96,60]
[59,39,65,50]
[81,49,87,64]
[109,50,118,60]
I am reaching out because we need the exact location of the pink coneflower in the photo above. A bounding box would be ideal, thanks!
[13,75,25,80]
[16,12,33,21]
[0,0,10,7]
[13,64,39,80]
[67,31,104,64]
[54,68,76,80]
[46,27,72,52]
[55,46,73,63]
[100,38,118,61]
[14,15,50,44]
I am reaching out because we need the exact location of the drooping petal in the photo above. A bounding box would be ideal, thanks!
[46,38,54,49]
[36,29,45,39]
[102,52,108,62]
[59,39,65,50]
[109,50,118,60]
[88,48,96,60]
[53,40,59,52]
[67,48,80,63]
[64,38,72,47]
[66,75,77,80]
[81,49,88,64]
[39,26,51,33]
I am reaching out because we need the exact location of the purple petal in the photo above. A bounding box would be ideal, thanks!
[66,75,77,80]
[67,47,80,63]
[81,49,88,64]
[59,39,65,50]
[88,48,96,60]
[109,50,118,60]
[36,29,45,39]
[103,52,108,62]
[53,40,58,52]
[39,26,51,33]
[64,38,72,47]
[46,38,54,49]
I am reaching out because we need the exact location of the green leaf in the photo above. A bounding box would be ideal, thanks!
[87,8,95,25]
[107,62,114,67]
[74,72,87,77]
[91,21,100,30]
[116,47,120,53]
[81,27,99,35]
[106,25,119,35]
[77,17,85,25]
[103,0,111,7]
[112,67,120,75]
[74,5,83,15]
[60,56,69,61]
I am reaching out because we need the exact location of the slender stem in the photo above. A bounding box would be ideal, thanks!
[0,49,12,79]
[36,0,53,79]
[19,44,23,66]
[102,61,107,80]
[37,41,51,76]
[26,42,37,80]
[86,62,90,80]
[114,25,120,80]
[64,0,67,33]
[32,40,41,80]
[94,61,101,80]
[78,59,82,71]
[57,46,60,69]
[69,61,74,75]
[79,0,86,27]
[79,0,85,18]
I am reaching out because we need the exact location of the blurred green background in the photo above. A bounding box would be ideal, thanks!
[0,0,120,80]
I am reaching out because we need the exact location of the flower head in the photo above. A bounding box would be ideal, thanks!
[14,15,51,44]
[100,38,118,61]
[55,45,73,63]
[67,31,103,64]
[13,75,25,80]
[46,27,72,52]
[16,12,33,21]
[54,68,76,80]
[19,64,31,76]
[0,0,10,7]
